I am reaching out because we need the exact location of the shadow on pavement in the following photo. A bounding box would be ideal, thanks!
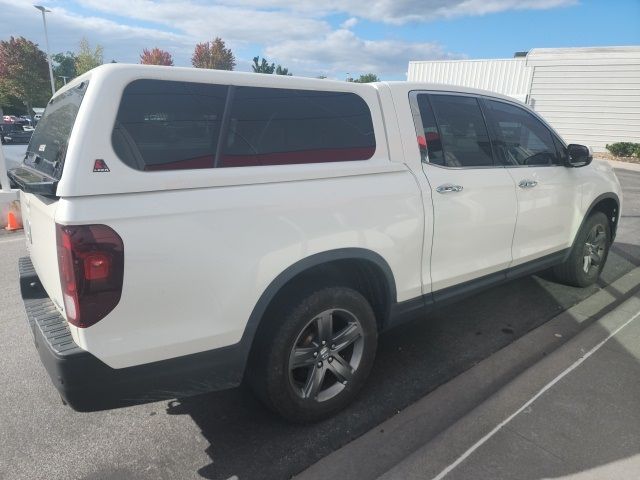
[166,243,640,480]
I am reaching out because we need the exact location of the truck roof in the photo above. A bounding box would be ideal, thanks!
[57,63,522,107]
[379,81,527,105]
[56,63,375,97]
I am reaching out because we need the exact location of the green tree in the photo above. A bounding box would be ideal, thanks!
[275,65,291,76]
[75,37,103,75]
[347,73,380,83]
[0,36,51,115]
[252,56,275,74]
[140,48,173,66]
[192,38,235,70]
[52,51,77,89]
[251,56,291,75]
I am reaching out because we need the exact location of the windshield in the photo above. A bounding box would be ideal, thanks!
[24,81,88,179]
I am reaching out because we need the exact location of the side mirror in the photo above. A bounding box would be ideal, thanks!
[566,144,592,168]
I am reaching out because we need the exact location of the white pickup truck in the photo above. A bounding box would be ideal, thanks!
[10,64,621,422]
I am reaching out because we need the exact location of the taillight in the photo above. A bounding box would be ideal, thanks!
[56,224,124,328]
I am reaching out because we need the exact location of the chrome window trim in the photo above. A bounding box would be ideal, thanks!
[423,162,505,171]
[502,164,565,169]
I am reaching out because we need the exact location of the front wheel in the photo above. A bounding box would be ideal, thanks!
[248,286,378,423]
[554,211,611,287]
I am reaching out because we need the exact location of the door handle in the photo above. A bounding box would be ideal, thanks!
[436,183,464,194]
[518,179,538,189]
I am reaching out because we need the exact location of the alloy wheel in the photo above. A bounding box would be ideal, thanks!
[288,308,364,402]
[583,224,606,274]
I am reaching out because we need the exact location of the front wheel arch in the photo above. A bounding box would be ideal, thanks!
[573,193,620,247]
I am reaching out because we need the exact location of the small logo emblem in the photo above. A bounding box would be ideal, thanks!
[93,159,110,172]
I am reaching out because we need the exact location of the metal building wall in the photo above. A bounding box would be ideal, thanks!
[407,58,532,102]
[527,47,640,152]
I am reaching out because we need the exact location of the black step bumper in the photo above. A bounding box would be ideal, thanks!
[19,256,247,412]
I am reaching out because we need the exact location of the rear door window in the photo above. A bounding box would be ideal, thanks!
[112,80,227,171]
[428,95,494,168]
[219,87,375,167]
[24,81,88,180]
[483,99,559,166]
[412,94,445,165]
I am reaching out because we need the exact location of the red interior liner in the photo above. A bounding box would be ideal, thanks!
[143,146,376,171]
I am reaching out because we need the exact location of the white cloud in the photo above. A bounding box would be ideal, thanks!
[266,29,464,77]
[0,0,577,77]
[0,1,192,64]
[341,17,358,29]
[75,0,330,46]
[201,0,578,24]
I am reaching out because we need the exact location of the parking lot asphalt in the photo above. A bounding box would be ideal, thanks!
[378,288,640,480]
[1,165,639,480]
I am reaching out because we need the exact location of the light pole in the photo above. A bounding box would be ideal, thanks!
[35,5,56,96]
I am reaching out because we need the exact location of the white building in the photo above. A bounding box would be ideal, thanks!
[408,46,640,152]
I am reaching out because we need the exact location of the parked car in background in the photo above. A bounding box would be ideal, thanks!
[10,65,622,423]
[0,123,33,144]
[3,115,18,123]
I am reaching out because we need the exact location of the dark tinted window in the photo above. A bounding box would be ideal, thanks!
[112,80,227,171]
[25,81,88,180]
[552,134,568,165]
[413,94,444,165]
[484,99,558,166]
[219,87,375,167]
[429,95,494,167]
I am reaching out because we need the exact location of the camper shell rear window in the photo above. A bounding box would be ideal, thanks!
[24,81,88,180]
[112,79,376,171]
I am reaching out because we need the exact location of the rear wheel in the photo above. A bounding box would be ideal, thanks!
[553,211,611,287]
[248,286,377,423]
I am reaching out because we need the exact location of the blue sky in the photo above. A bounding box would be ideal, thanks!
[0,0,638,79]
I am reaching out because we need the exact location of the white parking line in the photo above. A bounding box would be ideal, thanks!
[432,308,640,480]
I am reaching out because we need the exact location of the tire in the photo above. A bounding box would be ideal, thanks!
[553,211,611,287]
[248,286,378,423]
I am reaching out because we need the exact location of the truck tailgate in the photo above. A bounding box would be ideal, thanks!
[20,190,65,315]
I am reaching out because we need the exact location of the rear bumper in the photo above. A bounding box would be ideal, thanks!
[19,256,247,412]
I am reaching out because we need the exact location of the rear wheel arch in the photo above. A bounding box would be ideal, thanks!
[240,249,397,364]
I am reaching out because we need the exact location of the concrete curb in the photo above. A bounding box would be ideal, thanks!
[295,266,640,480]
[600,158,640,172]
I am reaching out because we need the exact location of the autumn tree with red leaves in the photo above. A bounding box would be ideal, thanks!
[140,47,174,66]
[191,37,235,70]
